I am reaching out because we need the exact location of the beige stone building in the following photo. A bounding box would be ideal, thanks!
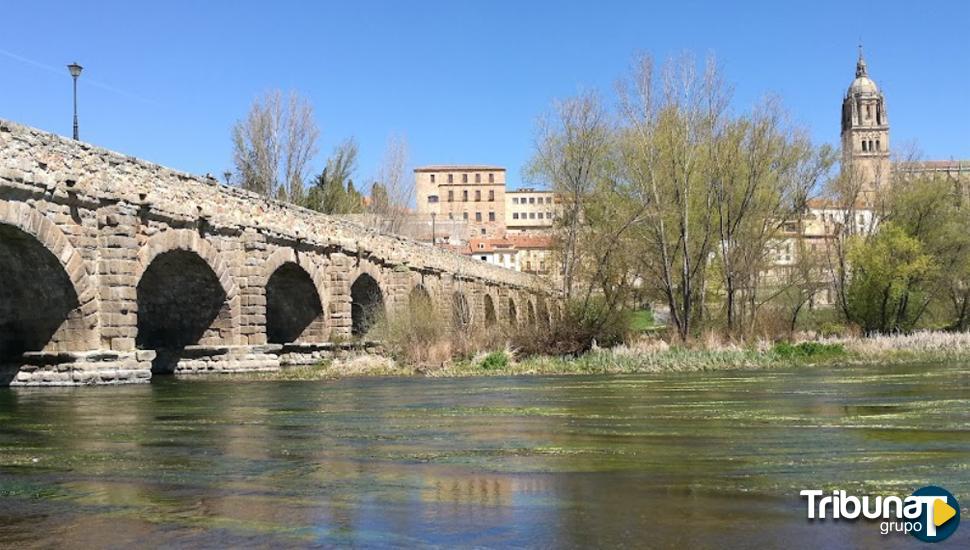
[414,165,506,239]
[505,188,559,234]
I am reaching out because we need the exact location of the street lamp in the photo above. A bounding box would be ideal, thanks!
[430,212,437,246]
[67,62,83,140]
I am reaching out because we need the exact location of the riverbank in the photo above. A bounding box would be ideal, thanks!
[215,331,970,381]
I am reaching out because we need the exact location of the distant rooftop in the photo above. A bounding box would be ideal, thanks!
[507,187,553,194]
[896,160,970,172]
[414,165,505,172]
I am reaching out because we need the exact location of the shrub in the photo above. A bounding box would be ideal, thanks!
[772,341,846,360]
[478,350,509,370]
[512,297,632,357]
[372,296,511,368]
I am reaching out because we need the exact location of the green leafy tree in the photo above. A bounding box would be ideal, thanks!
[888,174,970,330]
[303,138,364,214]
[845,223,935,333]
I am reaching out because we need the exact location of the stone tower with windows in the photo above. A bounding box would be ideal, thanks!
[841,47,890,201]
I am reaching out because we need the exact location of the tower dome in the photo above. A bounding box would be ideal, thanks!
[847,49,879,96]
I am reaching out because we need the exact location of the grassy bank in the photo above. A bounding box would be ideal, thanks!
[232,331,970,381]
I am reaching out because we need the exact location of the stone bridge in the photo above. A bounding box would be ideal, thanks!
[0,120,556,386]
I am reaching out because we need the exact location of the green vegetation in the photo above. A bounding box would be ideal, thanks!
[477,350,510,371]
[629,309,656,332]
[232,331,970,382]
[771,341,845,360]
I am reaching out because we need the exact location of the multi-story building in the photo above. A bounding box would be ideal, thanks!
[414,165,507,239]
[505,188,558,234]
[508,234,555,275]
[463,234,556,277]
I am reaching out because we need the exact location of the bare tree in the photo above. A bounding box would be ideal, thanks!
[616,53,727,341]
[232,90,319,202]
[711,99,835,335]
[368,134,414,233]
[525,92,613,300]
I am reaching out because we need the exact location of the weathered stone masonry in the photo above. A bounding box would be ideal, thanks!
[0,119,554,386]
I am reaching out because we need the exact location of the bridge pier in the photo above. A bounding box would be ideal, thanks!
[154,344,281,375]
[3,350,154,386]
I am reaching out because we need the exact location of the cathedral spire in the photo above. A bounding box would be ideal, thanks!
[856,44,868,77]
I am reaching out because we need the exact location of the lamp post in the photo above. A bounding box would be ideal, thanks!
[67,62,83,140]
[223,171,232,185]
[430,212,437,247]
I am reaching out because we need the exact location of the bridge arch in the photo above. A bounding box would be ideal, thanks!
[134,229,240,372]
[452,291,471,330]
[483,293,497,327]
[507,297,518,326]
[0,201,98,364]
[263,247,328,344]
[537,296,551,328]
[350,272,384,337]
[526,299,537,326]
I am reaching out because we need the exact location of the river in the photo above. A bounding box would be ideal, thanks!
[1,362,967,548]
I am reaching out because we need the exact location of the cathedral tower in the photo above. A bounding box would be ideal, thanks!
[841,47,890,200]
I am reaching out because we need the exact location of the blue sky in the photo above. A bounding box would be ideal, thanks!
[2,1,968,192]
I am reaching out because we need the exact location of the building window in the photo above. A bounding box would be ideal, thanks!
[529,197,535,204]
[463,212,468,220]
[463,190,469,201]
[529,212,536,219]
[480,228,486,235]
[488,190,494,201]
[875,139,880,151]
[448,174,454,183]
[866,104,871,119]
[430,174,435,183]
[462,173,468,183]
[488,211,495,221]
[475,212,482,222]
[428,195,439,203]
[862,140,868,152]
[475,173,481,183]
[512,213,519,220]
[475,190,481,201]
[479,243,485,249]
[448,190,454,202]
[512,197,518,204]
[489,173,494,183]
[481,256,487,261]
[448,213,454,220]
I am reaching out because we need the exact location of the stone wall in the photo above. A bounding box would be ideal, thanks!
[0,119,555,386]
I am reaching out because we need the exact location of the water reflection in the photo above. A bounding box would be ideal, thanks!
[0,363,968,547]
